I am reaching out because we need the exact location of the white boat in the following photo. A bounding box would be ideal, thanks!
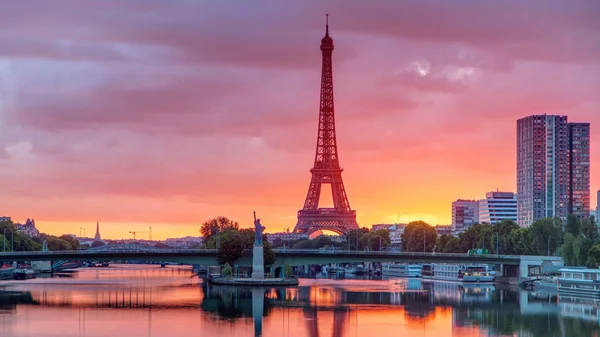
[557,268,600,299]
[422,263,495,282]
[382,263,421,278]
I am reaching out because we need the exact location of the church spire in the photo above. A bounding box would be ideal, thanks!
[94,221,101,241]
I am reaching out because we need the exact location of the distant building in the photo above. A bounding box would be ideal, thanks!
[435,225,454,236]
[478,191,517,224]
[452,200,479,232]
[15,219,40,238]
[265,232,309,242]
[0,216,11,222]
[371,224,394,231]
[164,236,204,248]
[597,190,600,225]
[517,115,590,226]
[371,223,407,246]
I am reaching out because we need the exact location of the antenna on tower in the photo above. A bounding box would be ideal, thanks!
[325,14,329,36]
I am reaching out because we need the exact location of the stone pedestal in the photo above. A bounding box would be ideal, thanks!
[250,245,265,279]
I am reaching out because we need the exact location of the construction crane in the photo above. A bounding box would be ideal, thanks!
[129,227,152,240]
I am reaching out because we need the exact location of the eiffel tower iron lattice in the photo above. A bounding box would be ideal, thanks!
[294,15,359,235]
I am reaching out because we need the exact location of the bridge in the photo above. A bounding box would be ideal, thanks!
[0,246,562,280]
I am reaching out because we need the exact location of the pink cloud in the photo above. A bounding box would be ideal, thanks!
[0,1,598,237]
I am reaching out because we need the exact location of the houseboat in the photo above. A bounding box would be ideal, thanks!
[344,264,366,275]
[421,263,495,282]
[557,268,600,299]
[0,265,15,280]
[382,263,422,278]
[13,269,36,280]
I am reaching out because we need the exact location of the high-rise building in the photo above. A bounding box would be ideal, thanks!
[517,115,590,227]
[452,199,479,232]
[568,123,591,219]
[596,190,600,225]
[478,191,517,224]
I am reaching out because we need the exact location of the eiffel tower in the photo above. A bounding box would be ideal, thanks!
[294,15,359,235]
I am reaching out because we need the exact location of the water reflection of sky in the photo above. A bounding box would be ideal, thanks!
[0,264,597,337]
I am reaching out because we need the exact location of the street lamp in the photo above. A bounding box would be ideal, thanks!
[547,236,550,256]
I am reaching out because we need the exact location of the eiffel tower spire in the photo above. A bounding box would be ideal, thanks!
[294,15,359,235]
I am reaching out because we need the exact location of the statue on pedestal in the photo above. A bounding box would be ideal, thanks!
[253,211,265,246]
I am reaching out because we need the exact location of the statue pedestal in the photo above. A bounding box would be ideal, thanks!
[250,244,265,279]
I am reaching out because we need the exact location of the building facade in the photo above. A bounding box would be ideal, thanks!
[517,115,590,227]
[16,219,40,238]
[478,191,517,224]
[452,199,479,232]
[568,123,591,219]
[370,223,407,246]
[597,190,600,225]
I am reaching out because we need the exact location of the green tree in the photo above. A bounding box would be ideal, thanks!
[565,214,581,236]
[59,235,80,250]
[217,230,245,265]
[530,218,562,256]
[586,244,600,268]
[493,219,519,254]
[562,233,576,265]
[401,221,437,252]
[581,218,598,241]
[507,227,536,255]
[200,216,239,241]
[222,263,233,278]
[436,234,453,252]
[345,228,369,250]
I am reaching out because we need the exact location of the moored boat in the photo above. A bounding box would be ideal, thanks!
[557,268,600,299]
[421,263,495,283]
[382,263,422,278]
[344,264,366,275]
[13,269,36,280]
[0,266,15,280]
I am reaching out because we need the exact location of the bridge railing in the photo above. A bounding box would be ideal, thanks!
[0,249,218,256]
[271,248,523,259]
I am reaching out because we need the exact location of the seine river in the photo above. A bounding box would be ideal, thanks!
[0,264,597,337]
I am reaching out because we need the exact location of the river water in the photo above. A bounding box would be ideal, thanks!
[0,264,597,337]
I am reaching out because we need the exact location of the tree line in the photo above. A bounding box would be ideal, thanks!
[0,220,81,252]
[401,215,600,268]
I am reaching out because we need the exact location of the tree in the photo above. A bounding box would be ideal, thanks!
[530,218,562,256]
[200,216,239,241]
[91,240,105,248]
[217,230,245,265]
[59,235,80,250]
[215,227,276,267]
[565,214,581,236]
[401,221,437,252]
[586,244,600,268]
[493,220,519,254]
[346,228,369,250]
[580,218,598,242]
[222,263,233,278]
[436,234,454,253]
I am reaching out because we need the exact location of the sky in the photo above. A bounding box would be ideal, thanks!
[0,0,599,240]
